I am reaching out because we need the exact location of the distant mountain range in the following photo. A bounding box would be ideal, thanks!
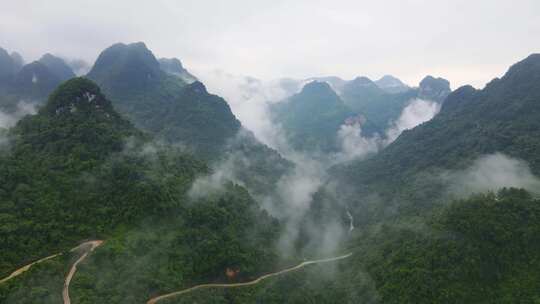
[332,53,540,225]
[1,40,539,304]
[270,73,450,153]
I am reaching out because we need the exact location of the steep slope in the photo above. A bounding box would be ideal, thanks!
[0,47,18,83]
[0,78,281,303]
[333,53,540,223]
[340,75,450,133]
[11,62,63,101]
[366,189,540,303]
[271,81,355,152]
[10,52,24,73]
[38,53,76,81]
[87,42,291,194]
[0,56,64,113]
[417,75,451,101]
[87,42,240,156]
[0,77,206,275]
[158,57,197,83]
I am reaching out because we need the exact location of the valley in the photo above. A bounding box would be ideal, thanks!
[1,3,540,302]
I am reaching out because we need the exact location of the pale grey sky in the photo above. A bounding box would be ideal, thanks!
[1,0,539,88]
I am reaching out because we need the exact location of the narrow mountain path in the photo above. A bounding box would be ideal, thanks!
[0,253,62,284]
[62,240,104,304]
[147,252,352,304]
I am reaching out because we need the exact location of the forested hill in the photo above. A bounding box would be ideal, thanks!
[0,78,281,303]
[340,75,450,133]
[270,81,354,152]
[0,78,207,275]
[331,53,540,224]
[86,42,241,157]
[86,42,291,195]
[365,188,540,303]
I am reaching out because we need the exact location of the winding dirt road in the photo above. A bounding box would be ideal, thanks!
[147,252,352,304]
[62,240,104,304]
[0,253,62,284]
[0,240,103,304]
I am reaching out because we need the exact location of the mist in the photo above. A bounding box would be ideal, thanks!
[447,153,540,197]
[385,98,441,144]
[194,72,448,259]
[0,101,37,129]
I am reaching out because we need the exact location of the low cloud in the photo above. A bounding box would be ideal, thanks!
[446,153,540,197]
[194,69,291,150]
[333,123,381,163]
[0,101,37,129]
[385,98,440,144]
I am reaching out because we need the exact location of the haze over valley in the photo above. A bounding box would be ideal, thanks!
[1,1,540,303]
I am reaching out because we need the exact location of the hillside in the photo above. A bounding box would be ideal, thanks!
[0,48,67,113]
[87,42,291,194]
[0,78,204,274]
[332,53,540,224]
[0,78,281,303]
[38,53,76,81]
[270,81,355,152]
[340,75,450,133]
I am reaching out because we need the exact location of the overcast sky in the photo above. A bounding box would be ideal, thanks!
[1,0,539,88]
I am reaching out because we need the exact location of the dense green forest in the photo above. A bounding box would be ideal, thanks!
[1,42,540,304]
[270,81,354,152]
[85,42,291,194]
[332,53,540,226]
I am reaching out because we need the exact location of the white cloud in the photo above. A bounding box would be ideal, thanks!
[447,153,540,196]
[334,123,381,162]
[385,98,441,144]
[0,101,37,129]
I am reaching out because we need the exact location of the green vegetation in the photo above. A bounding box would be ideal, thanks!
[2,46,540,304]
[271,81,354,152]
[366,189,540,303]
[86,42,291,194]
[333,54,540,225]
[69,184,279,304]
[87,42,241,158]
[0,78,206,275]
[0,77,281,303]
[0,252,71,303]
[271,75,451,153]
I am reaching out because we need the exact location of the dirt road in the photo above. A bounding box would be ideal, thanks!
[62,240,104,304]
[147,252,352,304]
[0,253,62,284]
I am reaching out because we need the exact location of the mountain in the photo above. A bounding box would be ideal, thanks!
[87,42,238,155]
[0,78,280,303]
[305,76,348,93]
[87,42,164,93]
[38,53,76,82]
[333,53,540,224]
[10,52,24,73]
[0,47,18,83]
[417,75,451,101]
[0,77,148,272]
[271,81,354,152]
[341,76,388,112]
[0,49,65,112]
[87,42,291,194]
[158,57,197,83]
[340,75,450,133]
[10,61,62,100]
[375,75,409,93]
